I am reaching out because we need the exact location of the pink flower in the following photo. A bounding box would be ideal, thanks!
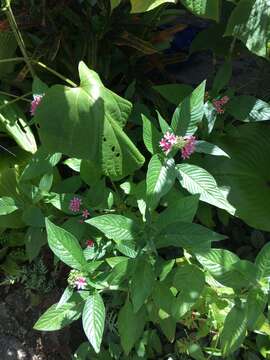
[181,136,196,159]
[82,209,90,219]
[86,239,94,248]
[159,131,177,155]
[74,276,87,290]
[213,96,230,114]
[30,95,43,116]
[69,196,82,213]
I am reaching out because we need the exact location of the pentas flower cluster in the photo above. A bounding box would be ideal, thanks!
[86,239,94,248]
[159,132,196,159]
[212,95,229,114]
[69,197,90,220]
[68,269,87,290]
[30,94,43,116]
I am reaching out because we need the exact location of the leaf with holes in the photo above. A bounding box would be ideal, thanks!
[176,163,235,214]
[46,218,87,270]
[146,155,176,210]
[82,292,105,353]
[171,81,206,136]
[35,61,144,180]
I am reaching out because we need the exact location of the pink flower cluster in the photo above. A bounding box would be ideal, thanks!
[69,197,82,213]
[181,136,196,160]
[86,239,94,248]
[159,131,177,155]
[74,276,87,290]
[159,132,196,159]
[30,95,43,116]
[212,96,229,114]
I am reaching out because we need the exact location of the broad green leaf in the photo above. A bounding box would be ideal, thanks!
[46,218,87,270]
[172,264,205,319]
[187,343,206,360]
[146,155,176,210]
[195,141,230,158]
[227,95,270,122]
[176,163,235,215]
[87,214,141,242]
[255,242,270,278]
[110,0,121,10]
[247,288,267,331]
[212,60,232,96]
[0,196,20,215]
[32,76,48,95]
[156,194,199,231]
[180,0,220,21]
[34,298,83,331]
[35,62,144,180]
[64,158,81,172]
[106,258,131,286]
[171,81,206,136]
[152,281,175,316]
[220,304,248,356]
[197,124,270,231]
[22,206,45,227]
[153,84,193,106]
[20,147,61,181]
[159,316,176,342]
[225,0,270,59]
[130,0,177,13]
[204,101,217,134]
[83,292,105,353]
[25,227,46,261]
[118,300,146,355]
[57,287,74,309]
[142,114,161,154]
[80,159,101,186]
[0,96,37,153]
[156,222,226,252]
[130,256,155,312]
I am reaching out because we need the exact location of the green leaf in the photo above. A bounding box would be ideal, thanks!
[171,81,206,136]
[22,206,45,227]
[82,292,105,353]
[34,297,83,331]
[220,304,248,356]
[146,155,176,210]
[0,96,37,153]
[87,214,141,242]
[156,194,199,231]
[32,76,48,95]
[195,141,230,158]
[20,147,61,181]
[35,62,144,180]
[130,0,177,13]
[247,288,267,331]
[198,124,270,231]
[225,0,270,59]
[227,95,270,122]
[153,84,193,106]
[180,0,220,21]
[176,163,235,214]
[0,196,20,215]
[118,300,146,355]
[255,242,270,278]
[130,257,155,312]
[142,114,161,154]
[110,0,121,10]
[187,343,206,360]
[156,222,226,252]
[212,60,232,96]
[172,264,205,319]
[45,218,87,270]
[64,158,81,172]
[25,227,47,261]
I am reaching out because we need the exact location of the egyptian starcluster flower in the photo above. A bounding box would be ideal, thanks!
[159,132,196,159]
[86,239,94,248]
[82,208,90,219]
[30,94,43,116]
[68,269,87,290]
[69,196,82,213]
[212,95,229,114]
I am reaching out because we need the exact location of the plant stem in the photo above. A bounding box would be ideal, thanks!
[4,4,35,77]
[0,92,32,111]
[0,90,31,102]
